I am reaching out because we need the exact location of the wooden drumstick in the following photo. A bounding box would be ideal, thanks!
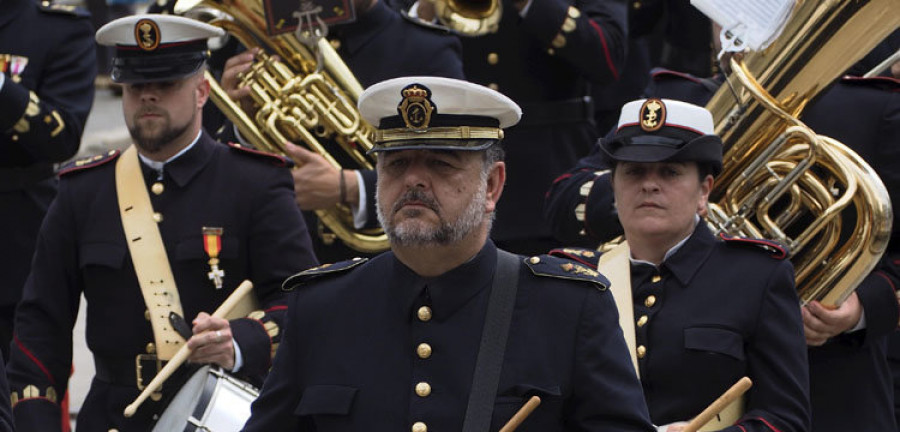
[499,395,542,432]
[123,279,254,417]
[682,376,753,432]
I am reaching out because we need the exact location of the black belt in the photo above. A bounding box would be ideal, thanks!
[0,163,55,191]
[94,355,194,391]
[517,96,594,128]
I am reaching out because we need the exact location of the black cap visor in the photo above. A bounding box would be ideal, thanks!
[600,134,723,174]
[110,51,207,84]
[369,138,497,154]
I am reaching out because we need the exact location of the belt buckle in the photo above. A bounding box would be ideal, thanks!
[135,354,164,401]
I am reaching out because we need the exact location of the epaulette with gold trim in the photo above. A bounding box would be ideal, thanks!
[227,142,293,168]
[38,1,91,18]
[524,254,609,289]
[58,149,120,176]
[548,247,600,269]
[400,11,453,33]
[719,234,788,260]
[281,257,368,291]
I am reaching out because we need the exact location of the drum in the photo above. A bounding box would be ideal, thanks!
[152,365,259,432]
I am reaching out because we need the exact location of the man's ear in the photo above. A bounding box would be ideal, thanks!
[698,174,714,215]
[485,161,505,213]
[196,73,211,109]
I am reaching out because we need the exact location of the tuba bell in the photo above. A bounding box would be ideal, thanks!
[174,0,389,253]
[423,0,501,36]
[705,0,899,306]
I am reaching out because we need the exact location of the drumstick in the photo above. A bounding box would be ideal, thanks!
[123,279,254,417]
[499,396,541,432]
[682,377,753,432]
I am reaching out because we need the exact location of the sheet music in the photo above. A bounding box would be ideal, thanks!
[691,0,795,52]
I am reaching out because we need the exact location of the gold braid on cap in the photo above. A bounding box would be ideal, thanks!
[374,126,504,144]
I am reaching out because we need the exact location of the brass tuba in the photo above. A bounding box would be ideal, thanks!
[705,0,899,306]
[425,0,501,36]
[174,0,389,253]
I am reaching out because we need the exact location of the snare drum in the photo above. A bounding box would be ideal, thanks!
[152,365,259,432]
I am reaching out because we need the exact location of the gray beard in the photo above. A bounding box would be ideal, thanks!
[377,182,488,247]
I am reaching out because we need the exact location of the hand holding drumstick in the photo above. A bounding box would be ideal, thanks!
[123,280,255,417]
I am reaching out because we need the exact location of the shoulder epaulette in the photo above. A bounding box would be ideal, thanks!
[719,233,788,259]
[282,257,368,291]
[548,247,600,268]
[58,150,120,176]
[227,142,293,168]
[38,1,90,18]
[840,75,900,91]
[400,11,453,33]
[524,254,609,289]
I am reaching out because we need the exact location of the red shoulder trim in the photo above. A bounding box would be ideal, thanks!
[719,233,788,259]
[58,150,120,176]
[841,75,900,91]
[650,68,704,84]
[548,247,600,269]
[227,142,293,168]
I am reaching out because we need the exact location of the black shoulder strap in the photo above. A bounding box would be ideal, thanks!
[462,249,521,432]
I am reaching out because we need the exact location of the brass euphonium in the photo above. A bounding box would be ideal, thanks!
[705,0,899,306]
[426,0,501,36]
[174,0,389,253]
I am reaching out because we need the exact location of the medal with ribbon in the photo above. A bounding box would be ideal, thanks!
[202,227,225,289]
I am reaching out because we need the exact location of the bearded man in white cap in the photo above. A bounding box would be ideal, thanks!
[242,76,654,432]
[6,14,318,431]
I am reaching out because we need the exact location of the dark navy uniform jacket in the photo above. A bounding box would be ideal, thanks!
[456,0,626,256]
[243,241,655,431]
[0,354,10,432]
[7,134,319,431]
[546,69,900,431]
[560,223,810,431]
[0,0,95,359]
[304,0,465,263]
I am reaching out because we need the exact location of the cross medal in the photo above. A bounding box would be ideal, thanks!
[202,227,225,289]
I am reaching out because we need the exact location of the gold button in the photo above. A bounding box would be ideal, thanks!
[487,52,499,65]
[144,309,151,321]
[417,343,432,359]
[644,295,656,308]
[566,5,581,18]
[637,345,647,359]
[329,39,341,50]
[651,275,661,283]
[528,256,540,264]
[146,343,156,354]
[152,212,163,223]
[417,306,432,322]
[11,135,18,142]
[488,83,499,91]
[151,182,164,195]
[412,421,427,432]
[415,382,432,397]
[552,33,567,49]
[637,315,648,327]
[562,17,576,33]
[632,1,641,9]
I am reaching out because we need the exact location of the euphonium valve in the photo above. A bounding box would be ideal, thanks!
[175,0,389,253]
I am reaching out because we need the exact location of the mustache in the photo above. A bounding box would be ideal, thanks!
[392,189,439,214]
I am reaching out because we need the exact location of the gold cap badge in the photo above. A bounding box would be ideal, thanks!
[135,19,161,51]
[398,84,435,130]
[640,98,666,132]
